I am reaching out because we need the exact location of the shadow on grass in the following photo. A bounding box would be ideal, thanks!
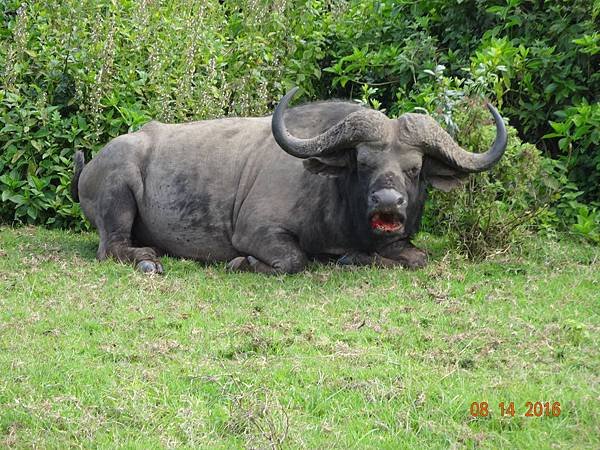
[0,226,460,276]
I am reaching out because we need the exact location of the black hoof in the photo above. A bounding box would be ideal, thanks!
[227,256,251,271]
[337,252,372,266]
[136,260,164,274]
[400,248,428,269]
[337,254,354,265]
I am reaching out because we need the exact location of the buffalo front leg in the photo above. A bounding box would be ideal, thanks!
[377,240,428,269]
[337,241,427,269]
[337,251,400,268]
[229,230,308,275]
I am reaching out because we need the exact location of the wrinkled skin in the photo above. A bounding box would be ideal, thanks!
[73,90,506,274]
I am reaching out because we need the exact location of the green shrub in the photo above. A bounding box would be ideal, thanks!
[422,99,558,258]
[320,0,599,202]
[0,90,87,228]
[544,101,600,202]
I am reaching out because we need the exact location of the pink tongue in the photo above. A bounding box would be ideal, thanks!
[371,215,400,231]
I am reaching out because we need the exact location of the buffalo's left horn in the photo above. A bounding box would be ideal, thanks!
[399,104,507,173]
[272,87,387,159]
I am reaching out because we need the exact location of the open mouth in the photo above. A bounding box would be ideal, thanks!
[369,212,404,233]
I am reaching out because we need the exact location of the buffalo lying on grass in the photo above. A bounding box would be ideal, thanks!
[72,88,507,274]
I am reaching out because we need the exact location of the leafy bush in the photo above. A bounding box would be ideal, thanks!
[0,90,86,228]
[422,99,557,258]
[544,101,600,202]
[320,0,599,202]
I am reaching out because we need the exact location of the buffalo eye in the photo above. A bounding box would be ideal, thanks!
[405,167,420,179]
[357,160,373,171]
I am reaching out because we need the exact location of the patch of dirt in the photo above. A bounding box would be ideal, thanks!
[342,312,383,333]
[1,422,21,447]
[220,381,290,448]
[426,287,450,303]
[144,339,182,355]
[331,375,405,403]
[332,341,364,358]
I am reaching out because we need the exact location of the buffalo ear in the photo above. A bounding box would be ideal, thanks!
[302,152,354,177]
[422,157,469,192]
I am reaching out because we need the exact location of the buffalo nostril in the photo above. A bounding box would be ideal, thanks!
[397,196,406,205]
[370,194,379,204]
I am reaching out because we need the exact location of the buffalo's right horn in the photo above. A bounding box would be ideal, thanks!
[398,104,508,173]
[272,87,387,159]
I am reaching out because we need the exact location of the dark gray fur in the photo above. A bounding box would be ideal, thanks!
[73,98,506,274]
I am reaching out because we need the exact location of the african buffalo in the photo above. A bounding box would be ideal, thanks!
[72,88,507,274]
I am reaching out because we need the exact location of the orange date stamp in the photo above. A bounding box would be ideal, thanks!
[470,401,561,417]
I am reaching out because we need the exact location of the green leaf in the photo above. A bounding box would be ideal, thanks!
[4,193,25,206]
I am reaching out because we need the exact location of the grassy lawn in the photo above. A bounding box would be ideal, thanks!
[0,226,598,449]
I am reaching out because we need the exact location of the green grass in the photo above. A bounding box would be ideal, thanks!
[0,226,598,449]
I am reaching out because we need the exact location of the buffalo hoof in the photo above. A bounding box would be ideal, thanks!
[337,254,354,265]
[337,252,373,266]
[400,247,427,269]
[227,256,251,271]
[136,260,164,274]
[227,256,260,272]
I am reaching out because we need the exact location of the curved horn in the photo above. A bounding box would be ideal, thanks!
[272,87,387,159]
[399,103,507,173]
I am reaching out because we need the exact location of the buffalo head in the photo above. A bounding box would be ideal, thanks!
[272,87,507,237]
